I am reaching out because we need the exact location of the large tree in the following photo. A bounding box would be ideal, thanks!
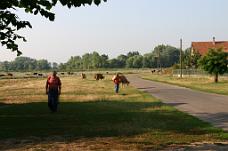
[199,48,228,83]
[0,0,107,56]
[153,45,180,68]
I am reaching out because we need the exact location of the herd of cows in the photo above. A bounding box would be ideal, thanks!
[0,71,130,86]
[85,73,130,87]
[0,72,45,78]
[0,73,13,77]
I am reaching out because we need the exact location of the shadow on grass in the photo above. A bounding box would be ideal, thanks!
[0,101,223,150]
[165,102,188,106]
[137,87,156,90]
[195,112,228,132]
[0,102,10,107]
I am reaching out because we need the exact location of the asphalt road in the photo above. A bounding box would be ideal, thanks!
[128,75,228,131]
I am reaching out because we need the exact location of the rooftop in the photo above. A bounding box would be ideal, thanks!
[192,41,228,55]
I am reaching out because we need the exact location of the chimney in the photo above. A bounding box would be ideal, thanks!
[213,37,216,45]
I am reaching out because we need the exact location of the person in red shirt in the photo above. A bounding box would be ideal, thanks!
[46,71,61,112]
[112,73,121,93]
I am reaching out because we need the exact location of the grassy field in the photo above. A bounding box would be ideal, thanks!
[0,74,227,150]
[141,73,228,96]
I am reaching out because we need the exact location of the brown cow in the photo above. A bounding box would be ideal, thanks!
[0,74,5,77]
[81,73,86,79]
[119,75,130,87]
[7,73,13,76]
[94,74,104,80]
[151,70,156,74]
[67,72,74,75]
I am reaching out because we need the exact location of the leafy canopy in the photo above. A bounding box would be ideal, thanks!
[199,48,228,78]
[0,0,107,56]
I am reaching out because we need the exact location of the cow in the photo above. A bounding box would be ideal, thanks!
[119,75,130,87]
[81,73,86,79]
[94,74,104,80]
[67,72,74,75]
[38,73,43,77]
[151,70,156,74]
[0,74,5,77]
[7,73,13,76]
[33,73,38,75]
[61,73,65,75]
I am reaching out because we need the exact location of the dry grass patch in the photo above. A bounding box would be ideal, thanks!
[0,75,227,150]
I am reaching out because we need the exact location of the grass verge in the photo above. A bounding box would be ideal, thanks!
[141,73,228,96]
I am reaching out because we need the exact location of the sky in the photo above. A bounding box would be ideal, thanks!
[1,0,228,63]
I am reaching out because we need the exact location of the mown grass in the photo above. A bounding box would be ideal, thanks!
[0,75,227,150]
[141,73,228,96]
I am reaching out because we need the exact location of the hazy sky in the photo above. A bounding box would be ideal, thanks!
[1,0,228,63]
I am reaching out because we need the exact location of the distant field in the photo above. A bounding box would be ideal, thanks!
[0,69,151,79]
[0,74,227,150]
[141,73,228,96]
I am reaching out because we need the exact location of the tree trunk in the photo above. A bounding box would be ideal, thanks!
[214,73,218,83]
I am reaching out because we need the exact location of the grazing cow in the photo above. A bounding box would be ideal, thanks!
[0,74,5,77]
[151,70,156,74]
[119,75,130,87]
[81,73,86,79]
[33,73,38,75]
[94,74,104,80]
[61,73,65,75]
[38,73,43,77]
[67,72,74,75]
[7,73,13,76]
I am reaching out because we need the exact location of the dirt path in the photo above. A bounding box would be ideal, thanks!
[128,75,228,131]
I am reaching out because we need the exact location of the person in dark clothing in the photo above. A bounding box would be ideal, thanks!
[46,71,61,112]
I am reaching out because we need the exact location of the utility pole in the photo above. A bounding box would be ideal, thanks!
[158,50,161,72]
[180,38,183,78]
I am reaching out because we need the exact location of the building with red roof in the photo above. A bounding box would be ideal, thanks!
[191,37,228,56]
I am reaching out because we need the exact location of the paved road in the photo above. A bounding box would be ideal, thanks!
[128,75,228,131]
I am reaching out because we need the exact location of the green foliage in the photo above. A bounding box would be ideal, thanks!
[183,48,191,68]
[152,45,180,68]
[0,0,107,55]
[62,51,110,70]
[191,51,201,68]
[199,48,228,82]
[108,58,120,68]
[0,56,51,71]
[117,54,128,68]
[127,51,140,58]
[0,44,182,71]
[126,55,143,68]
[142,53,156,68]
[52,62,58,70]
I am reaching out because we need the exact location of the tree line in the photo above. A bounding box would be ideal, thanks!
[0,57,55,71]
[0,45,190,72]
[58,45,182,70]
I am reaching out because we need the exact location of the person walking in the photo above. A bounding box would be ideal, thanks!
[112,73,121,93]
[46,71,61,112]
